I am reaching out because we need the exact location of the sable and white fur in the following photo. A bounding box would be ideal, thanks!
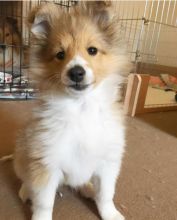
[14,2,130,220]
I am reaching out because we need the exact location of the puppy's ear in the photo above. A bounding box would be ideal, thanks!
[76,1,122,49]
[86,1,112,17]
[77,1,114,24]
[28,3,60,39]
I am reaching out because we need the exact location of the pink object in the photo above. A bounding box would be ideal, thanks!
[149,76,166,88]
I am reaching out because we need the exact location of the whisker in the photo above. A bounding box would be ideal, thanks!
[43,73,62,90]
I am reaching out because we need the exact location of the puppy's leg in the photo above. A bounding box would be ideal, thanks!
[31,170,63,220]
[19,183,30,203]
[79,182,95,199]
[94,162,124,220]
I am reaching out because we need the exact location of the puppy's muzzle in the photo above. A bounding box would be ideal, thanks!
[68,65,85,83]
[68,65,89,91]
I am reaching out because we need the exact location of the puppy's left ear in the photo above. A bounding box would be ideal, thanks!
[28,3,61,40]
[77,1,115,25]
[79,1,121,47]
[89,1,113,20]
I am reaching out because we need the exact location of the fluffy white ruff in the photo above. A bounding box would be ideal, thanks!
[36,74,125,189]
[20,73,125,220]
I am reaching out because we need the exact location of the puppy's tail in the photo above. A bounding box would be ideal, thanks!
[0,154,13,162]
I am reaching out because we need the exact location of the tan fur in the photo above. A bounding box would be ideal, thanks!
[15,0,129,189]
[14,3,130,216]
[28,2,130,93]
[14,153,50,188]
[14,118,50,189]
[79,182,95,199]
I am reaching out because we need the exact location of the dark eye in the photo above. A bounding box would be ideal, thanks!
[87,47,98,56]
[56,51,65,60]
[5,33,10,37]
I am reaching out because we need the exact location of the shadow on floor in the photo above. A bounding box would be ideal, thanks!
[0,161,31,220]
[136,110,177,138]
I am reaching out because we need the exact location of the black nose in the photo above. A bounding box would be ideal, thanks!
[68,65,86,83]
[0,44,6,50]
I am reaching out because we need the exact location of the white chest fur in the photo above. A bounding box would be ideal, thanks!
[34,83,125,187]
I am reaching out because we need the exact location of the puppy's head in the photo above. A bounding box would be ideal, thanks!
[0,17,21,52]
[29,2,129,96]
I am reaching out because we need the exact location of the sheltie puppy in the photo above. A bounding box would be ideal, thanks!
[14,2,130,220]
[0,17,21,73]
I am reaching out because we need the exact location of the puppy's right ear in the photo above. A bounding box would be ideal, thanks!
[28,3,60,39]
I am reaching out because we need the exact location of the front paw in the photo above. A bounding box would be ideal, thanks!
[19,184,30,203]
[104,210,125,220]
[32,210,52,220]
[98,202,125,220]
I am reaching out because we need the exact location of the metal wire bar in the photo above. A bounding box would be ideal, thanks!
[120,1,125,37]
[19,1,23,86]
[166,0,171,24]
[147,19,177,28]
[127,4,135,46]
[149,0,160,53]
[136,0,149,73]
[119,18,177,28]
[136,0,148,58]
[131,7,141,62]
[171,0,176,25]
[154,0,166,56]
[141,0,154,62]
[124,8,129,40]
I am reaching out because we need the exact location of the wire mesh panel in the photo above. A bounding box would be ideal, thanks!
[115,0,177,69]
[114,1,177,110]
[0,0,176,100]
